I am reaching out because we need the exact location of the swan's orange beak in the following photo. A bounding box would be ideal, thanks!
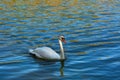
[62,38,66,43]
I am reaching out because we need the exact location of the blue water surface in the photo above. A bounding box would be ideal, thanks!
[0,0,120,80]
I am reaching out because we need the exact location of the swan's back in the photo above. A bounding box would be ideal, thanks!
[29,47,60,60]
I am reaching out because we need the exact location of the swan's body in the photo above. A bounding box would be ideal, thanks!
[29,47,61,60]
[29,36,66,60]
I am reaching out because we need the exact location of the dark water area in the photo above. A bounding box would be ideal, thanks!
[0,0,120,80]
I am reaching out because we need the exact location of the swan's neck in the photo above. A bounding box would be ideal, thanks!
[59,39,65,59]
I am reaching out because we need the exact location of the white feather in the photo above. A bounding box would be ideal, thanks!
[29,47,60,60]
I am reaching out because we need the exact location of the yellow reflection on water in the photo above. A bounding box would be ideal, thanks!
[70,0,78,6]
[1,0,79,6]
[2,0,16,6]
[45,0,62,6]
[2,0,41,6]
[1,0,118,7]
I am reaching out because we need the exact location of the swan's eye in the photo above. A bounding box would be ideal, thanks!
[61,37,65,40]
[61,37,66,43]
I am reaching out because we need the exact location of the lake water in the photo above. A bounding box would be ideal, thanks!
[0,0,120,80]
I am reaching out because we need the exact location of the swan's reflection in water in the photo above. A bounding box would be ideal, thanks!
[60,60,65,76]
[31,55,65,77]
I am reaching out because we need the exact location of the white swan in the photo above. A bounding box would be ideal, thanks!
[29,36,66,60]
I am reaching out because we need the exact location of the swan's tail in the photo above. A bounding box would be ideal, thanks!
[29,49,36,54]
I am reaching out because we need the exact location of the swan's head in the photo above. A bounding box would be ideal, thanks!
[59,35,66,43]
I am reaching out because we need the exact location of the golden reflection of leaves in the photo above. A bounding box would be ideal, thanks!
[92,15,100,18]
[45,0,62,6]
[88,42,114,47]
[51,6,66,12]
[70,40,79,43]
[31,0,41,5]
[2,0,41,6]
[1,0,117,8]
[25,0,41,6]
[3,0,16,6]
[0,7,3,10]
[70,0,78,6]
[78,52,87,55]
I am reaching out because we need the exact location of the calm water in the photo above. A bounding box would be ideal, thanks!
[0,0,120,80]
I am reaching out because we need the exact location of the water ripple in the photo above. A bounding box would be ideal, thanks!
[0,0,120,80]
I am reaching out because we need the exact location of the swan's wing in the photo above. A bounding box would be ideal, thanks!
[30,47,60,59]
